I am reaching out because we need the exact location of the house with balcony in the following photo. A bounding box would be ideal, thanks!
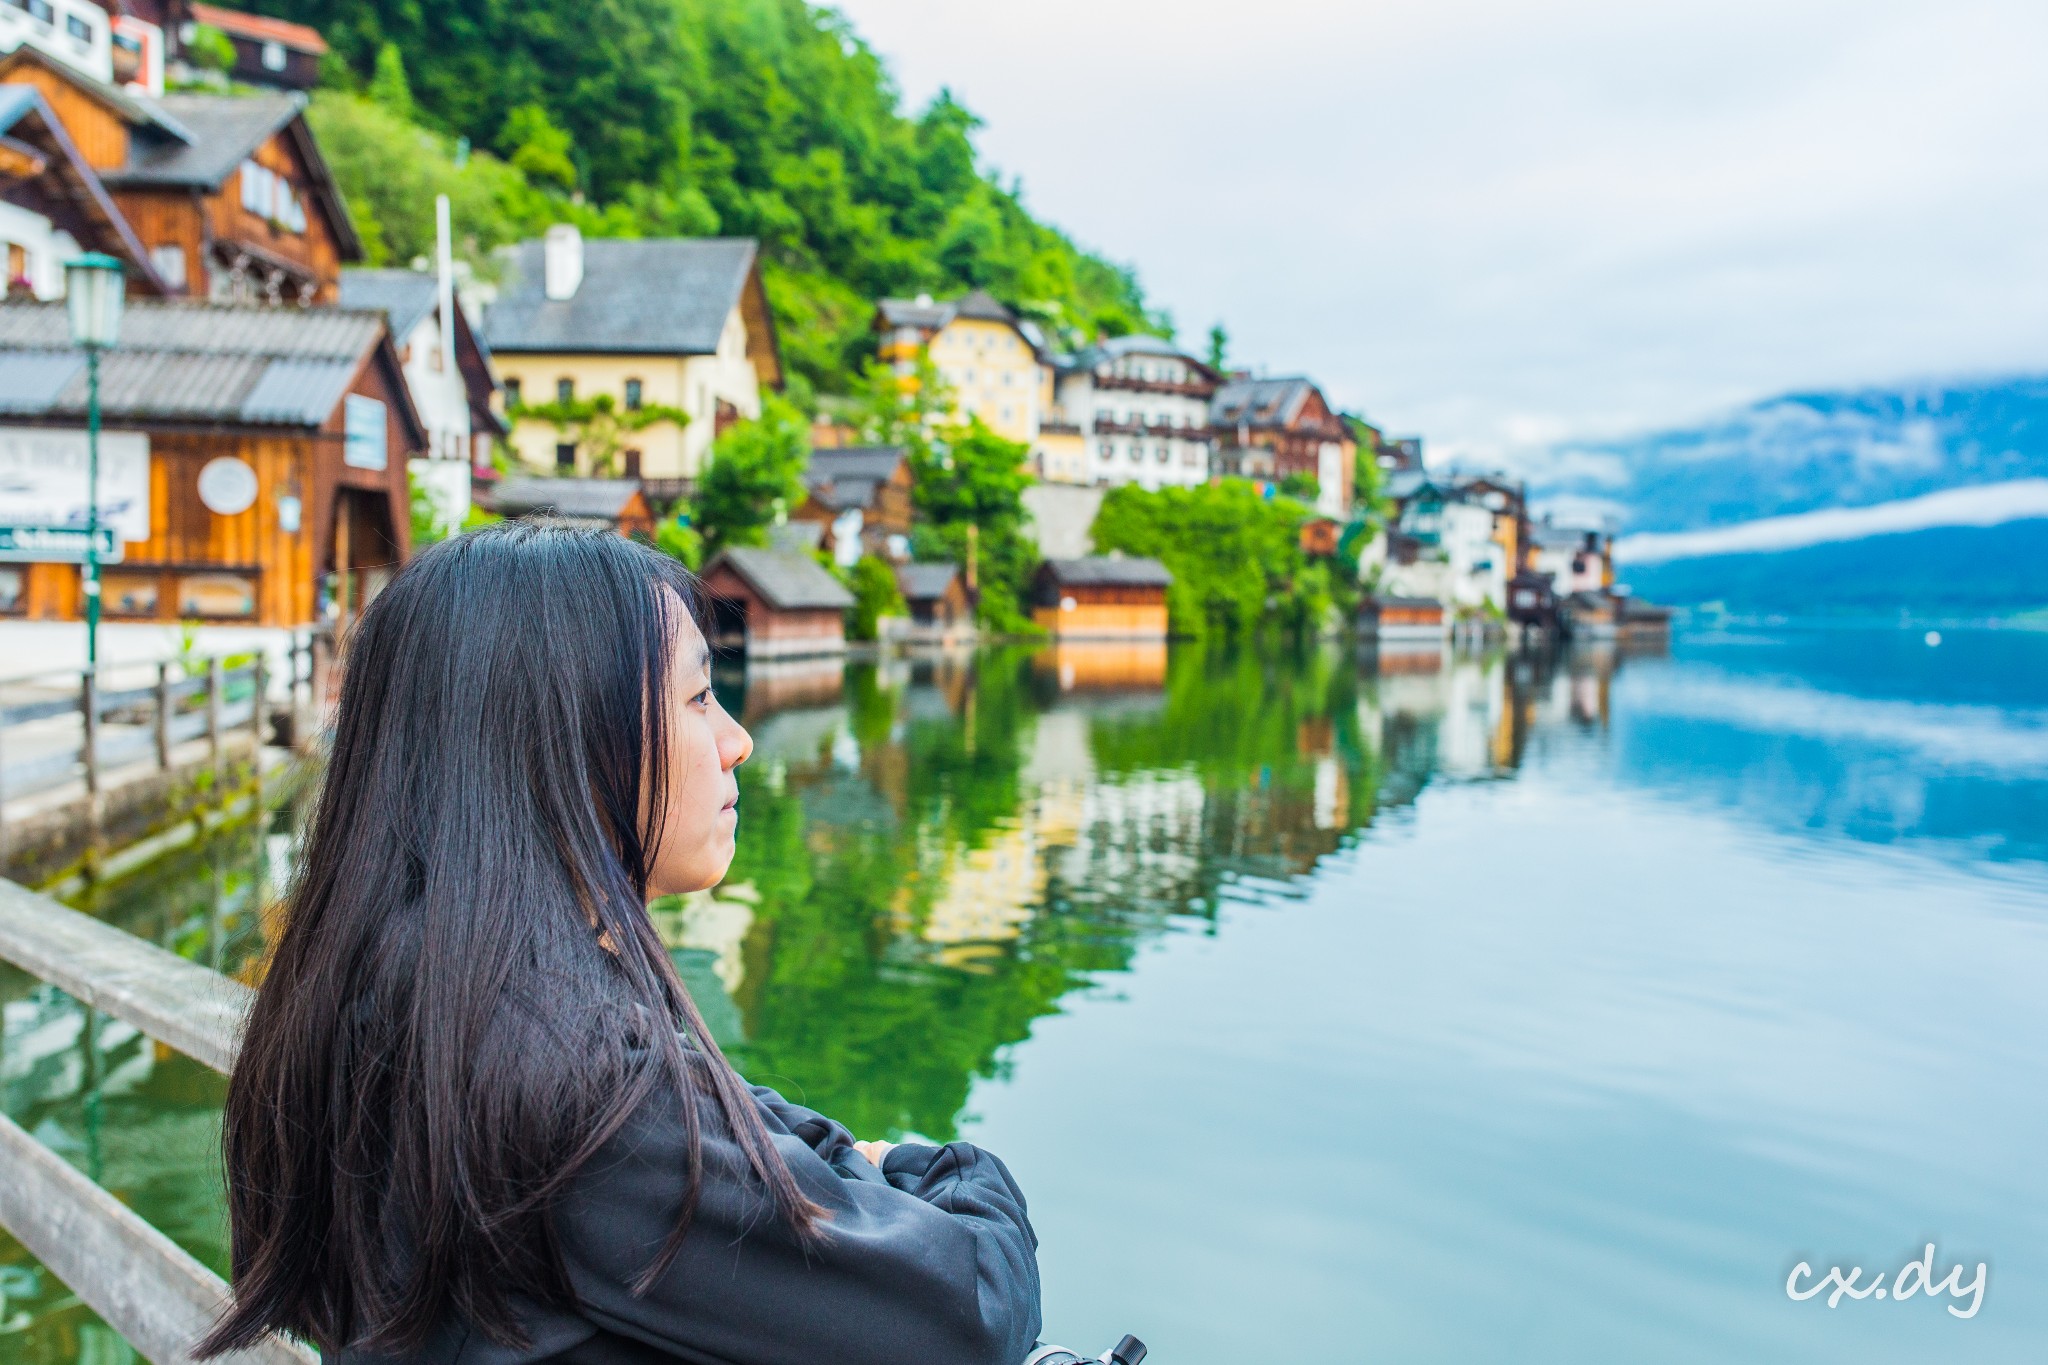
[483,226,782,489]
[1209,374,1355,517]
[1048,335,1219,490]
[1,45,362,303]
[874,288,1048,450]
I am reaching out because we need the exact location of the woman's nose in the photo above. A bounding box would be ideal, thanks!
[720,709,754,771]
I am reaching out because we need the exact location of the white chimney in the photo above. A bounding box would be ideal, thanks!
[543,224,583,300]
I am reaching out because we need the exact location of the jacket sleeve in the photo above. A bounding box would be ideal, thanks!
[553,1073,1041,1365]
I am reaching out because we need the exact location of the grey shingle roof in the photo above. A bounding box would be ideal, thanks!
[1039,556,1172,588]
[707,547,854,611]
[339,269,439,339]
[1211,375,1314,429]
[876,297,953,330]
[108,93,303,188]
[875,291,1042,356]
[895,561,959,602]
[805,446,906,486]
[482,238,758,355]
[1071,334,1212,372]
[0,300,389,427]
[490,478,644,520]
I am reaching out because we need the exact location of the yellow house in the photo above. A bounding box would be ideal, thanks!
[874,289,1048,451]
[482,226,783,484]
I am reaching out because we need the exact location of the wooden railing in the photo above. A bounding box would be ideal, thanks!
[0,876,311,1365]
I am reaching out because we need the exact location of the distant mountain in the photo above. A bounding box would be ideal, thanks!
[1532,375,2048,534]
[1620,518,2048,617]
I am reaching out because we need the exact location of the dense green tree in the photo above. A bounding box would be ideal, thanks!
[846,555,906,641]
[695,397,812,553]
[1092,480,1332,638]
[263,0,1167,393]
[905,421,1037,633]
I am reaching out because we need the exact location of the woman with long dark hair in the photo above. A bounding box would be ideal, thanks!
[198,522,1040,1364]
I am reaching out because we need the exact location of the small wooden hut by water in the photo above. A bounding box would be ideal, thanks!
[1031,557,1171,641]
[699,546,853,659]
[487,477,655,538]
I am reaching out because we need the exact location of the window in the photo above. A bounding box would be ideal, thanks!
[149,243,186,289]
[178,574,257,619]
[624,378,643,410]
[104,572,160,617]
[238,160,305,233]
[25,0,52,25]
[1156,444,1170,463]
[623,449,642,478]
[504,377,522,407]
[343,395,387,470]
[556,378,574,404]
[261,40,286,70]
[65,12,90,41]
[0,566,23,614]
[555,443,576,469]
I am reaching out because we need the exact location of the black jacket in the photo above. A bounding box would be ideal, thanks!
[337,1082,1042,1365]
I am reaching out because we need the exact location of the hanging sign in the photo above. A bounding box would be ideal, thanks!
[198,457,260,515]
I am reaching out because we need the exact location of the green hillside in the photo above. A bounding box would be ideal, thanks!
[265,0,1166,398]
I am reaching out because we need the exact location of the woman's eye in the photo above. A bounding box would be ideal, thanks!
[692,688,713,708]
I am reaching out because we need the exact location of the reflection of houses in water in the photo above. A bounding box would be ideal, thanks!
[730,657,846,722]
[1033,641,1169,692]
[919,822,1047,965]
[649,883,756,1047]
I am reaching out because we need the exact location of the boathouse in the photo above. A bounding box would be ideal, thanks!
[893,560,973,645]
[698,546,853,659]
[487,477,655,539]
[0,299,420,628]
[1031,557,1171,641]
[1358,595,1446,641]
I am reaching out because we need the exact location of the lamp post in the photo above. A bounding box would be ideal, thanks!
[66,253,125,676]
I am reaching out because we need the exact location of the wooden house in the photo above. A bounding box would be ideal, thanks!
[182,4,327,91]
[1031,557,1171,641]
[1209,374,1355,516]
[487,477,655,539]
[482,227,783,484]
[790,445,912,566]
[698,547,853,660]
[0,85,176,297]
[892,560,973,645]
[1358,595,1446,642]
[0,299,422,628]
[0,46,361,302]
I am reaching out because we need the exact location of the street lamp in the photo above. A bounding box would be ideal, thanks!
[66,253,124,676]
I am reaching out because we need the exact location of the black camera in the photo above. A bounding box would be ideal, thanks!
[1024,1335,1147,1365]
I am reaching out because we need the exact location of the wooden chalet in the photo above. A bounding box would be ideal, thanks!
[1209,374,1355,513]
[0,46,361,303]
[1358,595,1446,642]
[1032,557,1171,641]
[892,560,973,645]
[182,4,328,91]
[487,477,655,539]
[699,547,854,660]
[790,445,912,564]
[0,86,175,297]
[0,299,423,628]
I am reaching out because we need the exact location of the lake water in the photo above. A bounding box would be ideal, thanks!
[4,628,2045,1363]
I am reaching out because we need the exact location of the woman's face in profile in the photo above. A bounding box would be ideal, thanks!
[644,615,753,899]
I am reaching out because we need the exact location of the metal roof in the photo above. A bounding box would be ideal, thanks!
[1211,375,1315,429]
[0,301,386,427]
[482,238,758,355]
[108,93,304,189]
[491,477,644,520]
[895,561,959,601]
[806,446,906,485]
[1038,556,1172,588]
[706,547,855,611]
[339,269,439,339]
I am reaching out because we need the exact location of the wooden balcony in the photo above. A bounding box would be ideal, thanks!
[1092,418,1216,441]
[1091,373,1218,397]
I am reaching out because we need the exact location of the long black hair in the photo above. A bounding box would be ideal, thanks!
[199,521,823,1358]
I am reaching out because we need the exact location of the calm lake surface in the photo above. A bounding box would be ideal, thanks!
[4,627,2045,1362]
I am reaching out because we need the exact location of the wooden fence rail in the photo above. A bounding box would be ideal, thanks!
[0,876,312,1365]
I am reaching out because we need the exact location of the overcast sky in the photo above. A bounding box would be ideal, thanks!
[835,0,2048,467]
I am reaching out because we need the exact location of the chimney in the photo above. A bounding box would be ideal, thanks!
[543,224,583,301]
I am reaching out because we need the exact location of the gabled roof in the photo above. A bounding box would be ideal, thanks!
[802,445,906,511]
[705,547,854,611]
[0,301,420,438]
[339,269,439,339]
[1211,375,1318,429]
[0,47,195,144]
[109,91,301,188]
[896,561,959,602]
[1070,334,1215,377]
[189,3,329,54]
[483,237,761,356]
[0,87,174,295]
[490,477,645,521]
[1038,556,1172,588]
[874,289,1042,357]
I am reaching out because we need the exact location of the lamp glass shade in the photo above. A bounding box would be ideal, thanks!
[65,253,127,348]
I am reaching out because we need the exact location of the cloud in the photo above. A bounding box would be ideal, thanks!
[1614,478,2048,562]
[837,0,2048,451]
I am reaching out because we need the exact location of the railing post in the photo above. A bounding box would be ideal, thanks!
[81,668,102,845]
[154,662,172,770]
[207,656,224,779]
